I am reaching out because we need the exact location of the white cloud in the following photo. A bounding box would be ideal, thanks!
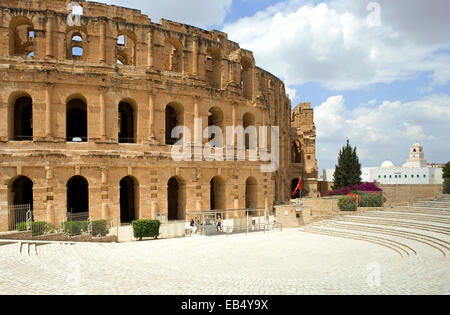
[314,94,450,169]
[90,0,232,28]
[223,0,450,91]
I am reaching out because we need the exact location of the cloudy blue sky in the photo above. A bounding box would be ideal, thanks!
[94,0,450,171]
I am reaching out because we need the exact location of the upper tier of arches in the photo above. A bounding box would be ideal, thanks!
[0,3,288,103]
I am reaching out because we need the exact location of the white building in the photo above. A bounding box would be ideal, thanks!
[323,143,443,185]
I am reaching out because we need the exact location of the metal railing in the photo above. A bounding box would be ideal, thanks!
[0,204,31,232]
[66,212,89,222]
[118,137,137,144]
[0,205,117,239]
[13,135,33,141]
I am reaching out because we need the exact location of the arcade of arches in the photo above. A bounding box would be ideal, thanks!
[0,0,319,233]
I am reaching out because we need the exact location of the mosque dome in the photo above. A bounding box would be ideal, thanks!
[381,161,396,168]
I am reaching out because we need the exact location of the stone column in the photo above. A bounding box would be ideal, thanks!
[147,29,154,69]
[193,96,202,161]
[148,91,155,141]
[192,37,198,75]
[99,19,107,64]
[46,14,54,58]
[99,87,107,140]
[45,83,53,138]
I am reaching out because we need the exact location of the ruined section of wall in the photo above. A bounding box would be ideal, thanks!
[379,184,443,205]
[286,102,318,200]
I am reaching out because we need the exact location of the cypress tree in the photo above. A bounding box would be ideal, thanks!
[333,140,362,189]
[443,162,450,194]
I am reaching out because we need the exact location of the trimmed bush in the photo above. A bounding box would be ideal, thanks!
[16,222,28,232]
[132,220,161,241]
[64,221,88,236]
[31,222,47,236]
[338,196,358,211]
[359,193,384,207]
[92,220,109,237]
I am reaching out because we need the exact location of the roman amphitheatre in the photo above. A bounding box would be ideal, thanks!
[0,0,318,235]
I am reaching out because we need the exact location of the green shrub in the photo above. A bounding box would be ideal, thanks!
[132,220,161,241]
[92,220,109,237]
[359,193,384,207]
[338,196,358,211]
[64,221,88,236]
[16,222,28,232]
[31,222,47,236]
[444,178,450,194]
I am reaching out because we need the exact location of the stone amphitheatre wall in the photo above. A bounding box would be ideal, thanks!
[0,0,318,229]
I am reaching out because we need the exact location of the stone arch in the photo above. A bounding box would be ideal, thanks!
[292,141,302,163]
[116,30,136,65]
[9,16,35,56]
[165,102,184,145]
[210,176,226,210]
[167,176,186,221]
[208,106,224,143]
[9,176,34,208]
[245,176,258,212]
[65,27,87,60]
[243,112,256,150]
[120,176,139,224]
[66,96,88,142]
[240,56,254,100]
[66,176,89,215]
[8,92,33,141]
[206,46,222,88]
[164,37,183,72]
[118,99,137,143]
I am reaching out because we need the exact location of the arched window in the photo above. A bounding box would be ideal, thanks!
[118,102,136,143]
[168,177,186,221]
[292,141,302,163]
[243,112,256,150]
[208,107,224,144]
[66,30,86,60]
[66,98,87,142]
[210,176,226,210]
[10,176,33,208]
[241,56,253,100]
[12,96,33,141]
[245,177,258,214]
[116,32,135,65]
[164,38,183,72]
[165,103,184,145]
[67,176,89,217]
[206,47,222,88]
[9,176,33,229]
[9,17,35,57]
[120,176,139,224]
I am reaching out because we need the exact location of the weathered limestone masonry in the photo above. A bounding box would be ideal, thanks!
[0,0,318,229]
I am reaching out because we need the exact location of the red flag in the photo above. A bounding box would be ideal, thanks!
[292,178,302,196]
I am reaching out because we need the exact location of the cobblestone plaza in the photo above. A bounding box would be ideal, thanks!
[1,201,449,295]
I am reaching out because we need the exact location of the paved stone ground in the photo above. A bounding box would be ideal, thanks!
[0,201,449,295]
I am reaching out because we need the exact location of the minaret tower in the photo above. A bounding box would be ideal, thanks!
[405,143,427,168]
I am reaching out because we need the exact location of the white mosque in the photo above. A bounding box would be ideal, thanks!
[323,143,444,185]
